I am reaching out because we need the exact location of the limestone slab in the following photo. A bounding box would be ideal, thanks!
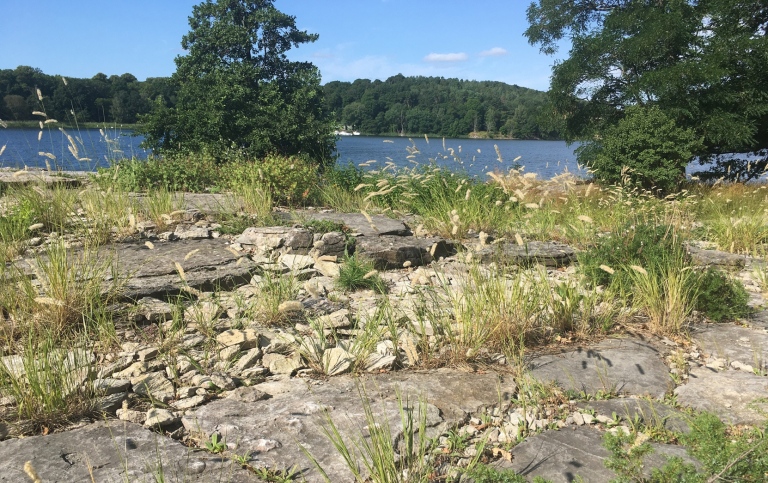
[499,426,697,483]
[356,236,454,270]
[291,211,410,237]
[475,241,577,267]
[0,421,252,482]
[106,239,257,300]
[690,323,768,373]
[182,369,514,482]
[674,366,768,425]
[529,337,674,398]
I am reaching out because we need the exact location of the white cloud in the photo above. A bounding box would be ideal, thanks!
[479,47,508,57]
[423,52,468,63]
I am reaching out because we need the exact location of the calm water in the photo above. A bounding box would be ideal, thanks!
[0,128,584,179]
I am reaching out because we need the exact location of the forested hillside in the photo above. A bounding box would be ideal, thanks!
[1,66,556,139]
[0,66,174,124]
[323,74,557,139]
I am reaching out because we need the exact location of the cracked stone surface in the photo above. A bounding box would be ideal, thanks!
[182,369,514,482]
[674,366,768,425]
[690,323,768,373]
[107,239,257,300]
[498,426,698,483]
[528,337,674,398]
[288,211,411,237]
[0,421,253,483]
[474,241,577,267]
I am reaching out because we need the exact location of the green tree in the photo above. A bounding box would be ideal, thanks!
[525,0,768,182]
[580,105,703,193]
[138,0,335,164]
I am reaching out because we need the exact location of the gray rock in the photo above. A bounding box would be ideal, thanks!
[97,392,128,414]
[136,297,174,323]
[263,353,303,375]
[576,399,690,434]
[322,347,353,375]
[172,395,207,410]
[529,337,674,397]
[182,369,512,482]
[356,236,455,270]
[0,421,252,482]
[94,378,131,396]
[690,324,768,373]
[280,253,315,272]
[235,226,314,254]
[292,211,410,237]
[500,426,698,482]
[475,241,576,267]
[174,224,211,240]
[674,366,768,425]
[108,239,257,300]
[309,231,350,259]
[687,245,746,269]
[216,329,260,350]
[145,408,180,428]
[131,372,175,403]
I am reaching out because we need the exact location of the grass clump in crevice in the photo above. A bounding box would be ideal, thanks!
[337,254,387,294]
[0,332,98,435]
[304,386,433,483]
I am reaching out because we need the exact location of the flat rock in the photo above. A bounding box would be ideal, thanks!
[499,426,698,482]
[356,236,455,270]
[292,211,410,237]
[475,241,576,267]
[182,369,513,482]
[529,337,673,397]
[690,324,768,373]
[106,239,257,300]
[674,366,768,425]
[0,168,84,188]
[131,371,175,403]
[0,421,252,482]
[235,226,314,254]
[687,246,746,269]
[576,399,690,434]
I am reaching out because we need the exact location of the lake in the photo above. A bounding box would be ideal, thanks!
[0,128,585,179]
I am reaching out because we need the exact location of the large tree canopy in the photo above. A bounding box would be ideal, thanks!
[138,0,335,164]
[525,0,768,184]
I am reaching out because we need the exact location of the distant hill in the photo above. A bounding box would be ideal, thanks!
[323,74,559,139]
[0,66,173,125]
[1,67,559,139]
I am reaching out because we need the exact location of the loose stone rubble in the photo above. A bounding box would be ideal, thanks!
[0,199,766,482]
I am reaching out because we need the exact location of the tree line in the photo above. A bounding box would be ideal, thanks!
[0,65,175,124]
[323,75,558,139]
[1,65,556,140]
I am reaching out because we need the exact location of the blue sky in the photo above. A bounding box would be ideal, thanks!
[0,0,565,91]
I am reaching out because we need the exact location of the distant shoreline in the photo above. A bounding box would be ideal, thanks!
[3,121,140,131]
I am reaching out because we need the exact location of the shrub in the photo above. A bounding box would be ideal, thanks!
[579,223,684,296]
[579,223,751,328]
[579,105,704,195]
[101,154,223,192]
[693,268,751,322]
[226,154,318,206]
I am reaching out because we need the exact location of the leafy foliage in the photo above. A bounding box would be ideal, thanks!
[693,268,751,322]
[226,154,318,205]
[579,105,703,194]
[525,0,768,182]
[324,75,557,138]
[136,0,336,164]
[579,223,750,325]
